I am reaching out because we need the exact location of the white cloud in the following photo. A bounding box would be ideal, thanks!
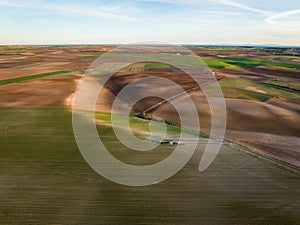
[0,0,142,23]
[266,8,300,23]
[210,0,271,15]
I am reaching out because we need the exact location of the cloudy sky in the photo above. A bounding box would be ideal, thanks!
[0,0,299,45]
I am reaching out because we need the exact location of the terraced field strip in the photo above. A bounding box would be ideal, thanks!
[0,70,72,86]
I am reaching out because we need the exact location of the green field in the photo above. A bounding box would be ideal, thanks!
[202,57,235,68]
[217,78,300,101]
[0,107,299,224]
[0,70,72,85]
[202,56,300,69]
[144,62,170,69]
[85,55,300,70]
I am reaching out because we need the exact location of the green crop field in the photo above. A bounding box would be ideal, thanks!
[203,57,300,69]
[0,70,72,85]
[202,57,235,68]
[217,78,300,102]
[0,107,299,224]
[80,54,300,70]
[144,62,170,69]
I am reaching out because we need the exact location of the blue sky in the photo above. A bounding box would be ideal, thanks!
[0,0,299,45]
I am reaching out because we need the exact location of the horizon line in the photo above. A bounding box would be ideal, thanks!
[0,43,300,48]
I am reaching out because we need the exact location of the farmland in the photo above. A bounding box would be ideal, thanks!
[1,107,299,224]
[0,45,299,224]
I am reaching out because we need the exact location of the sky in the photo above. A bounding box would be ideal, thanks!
[0,0,300,45]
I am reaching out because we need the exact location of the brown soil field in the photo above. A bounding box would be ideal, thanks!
[0,74,81,107]
[95,71,201,112]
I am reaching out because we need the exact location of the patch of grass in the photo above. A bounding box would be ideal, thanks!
[0,70,72,86]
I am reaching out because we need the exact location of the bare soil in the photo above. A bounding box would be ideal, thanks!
[0,75,81,107]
